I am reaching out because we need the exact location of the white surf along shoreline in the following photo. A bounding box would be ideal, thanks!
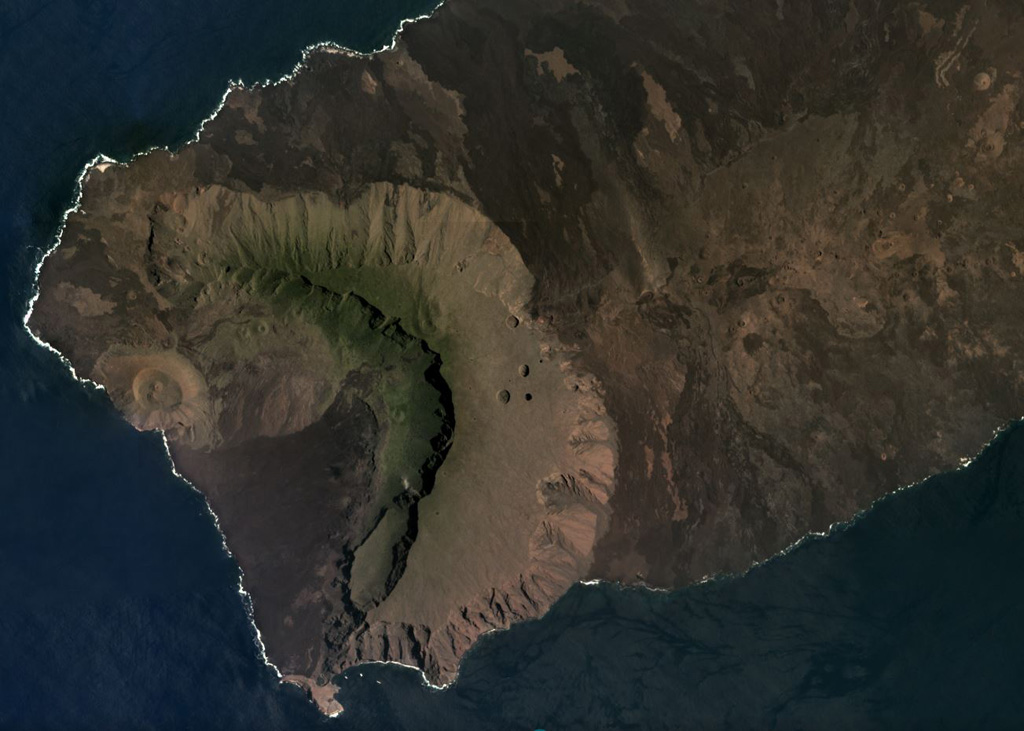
[20,2,455,709]
[19,0,1009,713]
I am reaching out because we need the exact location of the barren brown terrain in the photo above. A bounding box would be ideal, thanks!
[28,0,1024,713]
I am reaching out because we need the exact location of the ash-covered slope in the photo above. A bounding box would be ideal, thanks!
[29,0,1024,713]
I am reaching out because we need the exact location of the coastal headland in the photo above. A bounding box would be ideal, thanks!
[29,0,1024,712]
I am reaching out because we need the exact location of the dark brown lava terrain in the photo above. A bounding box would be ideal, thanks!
[28,0,1024,712]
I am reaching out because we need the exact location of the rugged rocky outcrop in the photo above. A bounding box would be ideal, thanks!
[32,169,615,700]
[29,0,1024,713]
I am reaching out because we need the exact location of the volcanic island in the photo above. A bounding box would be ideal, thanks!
[28,0,1024,714]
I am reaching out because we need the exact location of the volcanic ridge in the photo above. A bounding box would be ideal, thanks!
[29,0,1024,713]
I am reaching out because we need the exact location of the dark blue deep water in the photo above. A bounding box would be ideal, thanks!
[3,2,1024,729]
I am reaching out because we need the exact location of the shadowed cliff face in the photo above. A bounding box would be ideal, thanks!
[27,0,1024,711]
[30,174,615,692]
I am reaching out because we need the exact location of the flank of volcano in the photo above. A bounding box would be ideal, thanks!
[30,0,1024,713]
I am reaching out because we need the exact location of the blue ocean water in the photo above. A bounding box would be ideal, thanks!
[0,2,434,728]
[3,1,1024,729]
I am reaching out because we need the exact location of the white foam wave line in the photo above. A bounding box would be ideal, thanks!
[22,150,115,392]
[20,0,1010,704]
[19,0,448,706]
[24,0,448,337]
[159,434,283,679]
[579,420,1011,598]
[719,420,1009,582]
[338,419,1010,698]
[339,610,578,693]
[340,659,452,692]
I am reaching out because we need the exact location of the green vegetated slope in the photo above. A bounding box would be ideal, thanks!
[147,185,463,609]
